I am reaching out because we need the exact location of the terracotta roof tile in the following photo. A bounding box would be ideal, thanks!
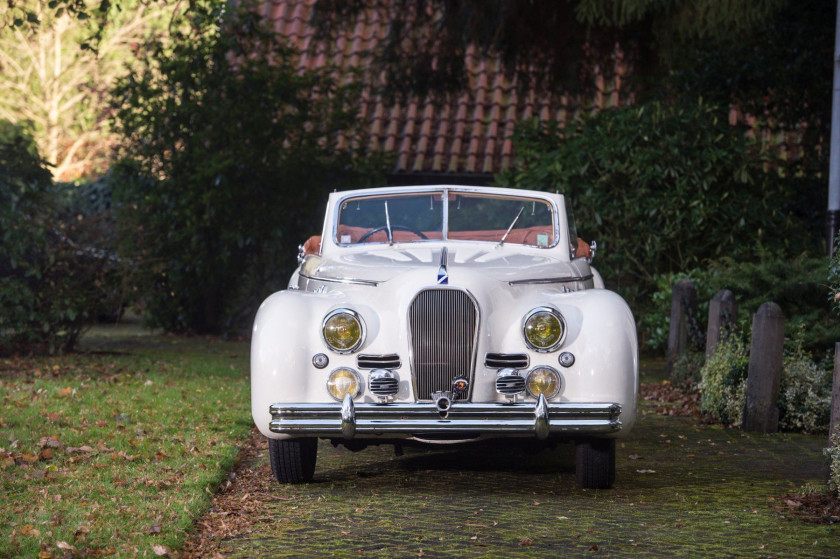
[263,0,626,178]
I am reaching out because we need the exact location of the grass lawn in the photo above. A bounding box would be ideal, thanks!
[0,323,251,558]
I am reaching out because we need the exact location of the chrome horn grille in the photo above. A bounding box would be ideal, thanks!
[408,288,478,401]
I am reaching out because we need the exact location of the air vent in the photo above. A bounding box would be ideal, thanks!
[357,354,401,369]
[485,353,529,369]
[369,371,399,397]
[495,372,526,396]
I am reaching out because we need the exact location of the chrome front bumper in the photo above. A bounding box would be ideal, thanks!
[269,394,622,440]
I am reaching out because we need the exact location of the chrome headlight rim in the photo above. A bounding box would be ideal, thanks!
[326,367,363,401]
[322,308,366,354]
[525,365,562,400]
[522,306,567,352]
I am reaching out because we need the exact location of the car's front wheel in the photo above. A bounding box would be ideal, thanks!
[269,437,317,484]
[575,438,615,489]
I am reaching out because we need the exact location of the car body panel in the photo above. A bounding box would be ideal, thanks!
[251,185,637,447]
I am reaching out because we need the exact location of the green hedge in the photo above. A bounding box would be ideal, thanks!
[498,99,812,310]
[0,121,122,354]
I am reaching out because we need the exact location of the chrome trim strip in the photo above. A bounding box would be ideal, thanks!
[269,401,622,438]
[301,273,379,287]
[509,274,594,286]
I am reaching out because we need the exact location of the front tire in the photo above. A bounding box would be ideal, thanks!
[575,438,615,489]
[269,437,317,484]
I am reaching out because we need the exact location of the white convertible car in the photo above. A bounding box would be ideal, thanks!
[251,185,637,489]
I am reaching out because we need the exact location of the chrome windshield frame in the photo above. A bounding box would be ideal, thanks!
[332,187,561,249]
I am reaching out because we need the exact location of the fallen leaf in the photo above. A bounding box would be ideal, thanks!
[518,538,533,547]
[148,524,162,535]
[39,448,54,461]
[587,545,599,551]
[39,436,62,449]
[56,387,73,398]
[95,420,108,427]
[46,412,61,423]
[152,544,171,556]
[636,469,656,474]
[19,525,40,537]
[56,541,75,551]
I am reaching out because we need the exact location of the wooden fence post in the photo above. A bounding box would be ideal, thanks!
[667,279,696,377]
[743,302,785,433]
[831,343,840,438]
[705,289,738,359]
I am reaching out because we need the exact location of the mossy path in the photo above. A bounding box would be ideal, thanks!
[199,364,838,558]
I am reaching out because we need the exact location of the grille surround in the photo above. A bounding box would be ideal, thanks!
[407,288,479,401]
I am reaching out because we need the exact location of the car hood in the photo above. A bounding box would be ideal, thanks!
[300,246,588,285]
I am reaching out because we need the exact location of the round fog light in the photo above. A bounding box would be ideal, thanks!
[327,368,362,401]
[526,366,562,399]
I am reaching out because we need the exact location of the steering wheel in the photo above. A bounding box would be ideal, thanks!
[357,225,428,243]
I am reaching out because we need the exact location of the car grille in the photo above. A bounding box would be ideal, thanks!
[408,288,478,401]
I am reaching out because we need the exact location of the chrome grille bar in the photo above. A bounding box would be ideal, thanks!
[408,288,478,401]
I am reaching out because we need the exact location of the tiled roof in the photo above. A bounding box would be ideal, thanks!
[260,0,627,179]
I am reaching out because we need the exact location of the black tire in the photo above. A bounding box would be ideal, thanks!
[575,438,615,489]
[269,437,317,484]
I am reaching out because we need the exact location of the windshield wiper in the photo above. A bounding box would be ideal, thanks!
[499,206,525,246]
[384,200,393,245]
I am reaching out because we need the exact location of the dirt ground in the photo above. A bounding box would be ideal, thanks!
[182,369,839,558]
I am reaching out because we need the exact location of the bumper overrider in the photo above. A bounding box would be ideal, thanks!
[269,394,622,440]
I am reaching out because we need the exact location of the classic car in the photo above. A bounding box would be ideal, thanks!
[251,185,637,489]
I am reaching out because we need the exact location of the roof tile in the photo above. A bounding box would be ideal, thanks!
[263,0,626,177]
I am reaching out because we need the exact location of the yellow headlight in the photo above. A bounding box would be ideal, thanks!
[523,307,565,351]
[526,366,562,399]
[327,368,362,401]
[323,309,364,353]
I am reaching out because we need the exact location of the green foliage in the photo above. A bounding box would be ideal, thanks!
[641,269,715,352]
[0,120,122,354]
[111,3,388,335]
[644,251,835,356]
[829,236,840,312]
[778,346,832,434]
[498,99,809,305]
[699,331,833,433]
[670,349,705,390]
[828,427,840,498]
[698,335,749,426]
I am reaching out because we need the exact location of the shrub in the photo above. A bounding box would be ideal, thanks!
[498,99,811,306]
[641,269,716,352]
[699,332,833,433]
[698,335,749,426]
[111,3,388,334]
[646,250,836,357]
[778,348,832,433]
[0,121,121,354]
[827,427,840,498]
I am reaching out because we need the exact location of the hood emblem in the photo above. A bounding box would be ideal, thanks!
[437,247,448,284]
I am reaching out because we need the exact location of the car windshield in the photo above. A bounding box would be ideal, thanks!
[336,190,556,247]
